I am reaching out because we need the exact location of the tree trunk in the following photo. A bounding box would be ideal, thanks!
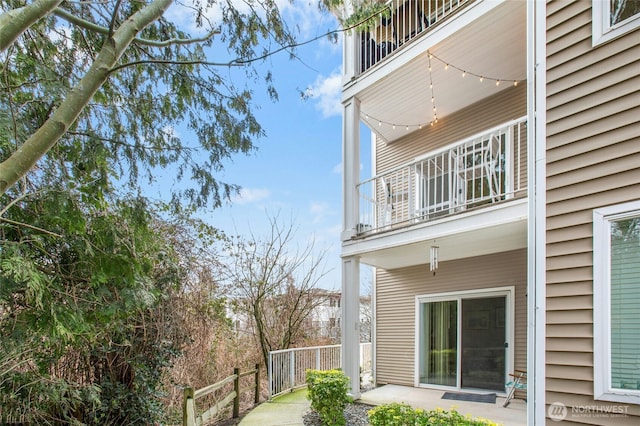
[0,0,62,52]
[0,0,174,196]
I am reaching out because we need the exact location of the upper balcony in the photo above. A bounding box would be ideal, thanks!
[358,0,473,76]
[344,0,526,144]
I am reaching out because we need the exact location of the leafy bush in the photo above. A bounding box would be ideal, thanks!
[368,403,500,426]
[306,369,352,426]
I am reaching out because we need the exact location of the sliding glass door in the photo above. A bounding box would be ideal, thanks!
[418,290,509,392]
[419,300,457,386]
[461,296,506,391]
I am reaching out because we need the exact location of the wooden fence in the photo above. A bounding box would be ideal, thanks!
[183,364,260,426]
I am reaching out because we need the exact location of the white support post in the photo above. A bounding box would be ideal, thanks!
[341,257,361,399]
[342,97,361,241]
[341,2,357,83]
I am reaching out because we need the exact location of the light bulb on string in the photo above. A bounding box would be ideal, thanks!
[427,50,520,89]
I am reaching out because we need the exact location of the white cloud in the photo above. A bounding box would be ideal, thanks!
[327,223,342,237]
[309,201,331,224]
[233,187,271,204]
[306,69,342,118]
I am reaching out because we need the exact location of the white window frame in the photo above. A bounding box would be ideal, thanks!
[593,200,640,404]
[593,0,640,46]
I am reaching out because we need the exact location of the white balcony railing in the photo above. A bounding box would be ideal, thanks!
[268,343,373,399]
[356,117,527,235]
[359,0,472,74]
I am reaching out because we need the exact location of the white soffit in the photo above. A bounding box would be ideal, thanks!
[359,0,527,143]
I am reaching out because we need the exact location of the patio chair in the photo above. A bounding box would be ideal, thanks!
[503,369,526,407]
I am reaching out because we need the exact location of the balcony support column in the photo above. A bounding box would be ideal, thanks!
[342,96,360,240]
[341,255,360,399]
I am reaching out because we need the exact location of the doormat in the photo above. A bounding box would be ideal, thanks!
[441,392,496,404]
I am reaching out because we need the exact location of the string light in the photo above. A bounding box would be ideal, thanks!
[361,112,431,132]
[428,50,520,86]
[428,53,438,126]
[358,51,520,133]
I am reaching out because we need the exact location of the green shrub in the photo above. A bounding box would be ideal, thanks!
[305,369,352,426]
[368,403,500,426]
[368,403,417,425]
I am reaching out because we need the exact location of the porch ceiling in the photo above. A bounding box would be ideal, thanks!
[358,0,526,143]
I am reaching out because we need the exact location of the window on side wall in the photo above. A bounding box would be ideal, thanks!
[593,200,640,404]
[593,0,640,45]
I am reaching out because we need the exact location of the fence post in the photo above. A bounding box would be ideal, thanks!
[182,387,196,426]
[254,363,260,404]
[233,368,240,418]
[289,350,295,390]
[268,352,272,400]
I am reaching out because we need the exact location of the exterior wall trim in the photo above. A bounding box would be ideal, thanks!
[530,0,546,423]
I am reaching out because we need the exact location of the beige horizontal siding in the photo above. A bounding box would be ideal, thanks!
[375,249,526,387]
[375,85,526,174]
[545,281,592,298]
[547,186,640,218]
[546,239,591,257]
[547,138,640,178]
[547,221,593,241]
[547,126,640,164]
[546,351,592,368]
[545,0,640,422]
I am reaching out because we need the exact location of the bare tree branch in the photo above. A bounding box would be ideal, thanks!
[52,7,221,48]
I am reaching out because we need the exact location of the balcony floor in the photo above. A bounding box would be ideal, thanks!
[359,384,527,425]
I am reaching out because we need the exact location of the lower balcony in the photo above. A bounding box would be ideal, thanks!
[356,116,527,237]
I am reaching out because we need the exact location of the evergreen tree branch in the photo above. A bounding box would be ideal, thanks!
[0,216,63,238]
[0,0,174,196]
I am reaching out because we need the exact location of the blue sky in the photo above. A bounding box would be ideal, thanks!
[170,2,349,290]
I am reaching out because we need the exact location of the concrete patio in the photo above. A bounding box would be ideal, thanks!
[239,384,527,425]
[359,384,526,426]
